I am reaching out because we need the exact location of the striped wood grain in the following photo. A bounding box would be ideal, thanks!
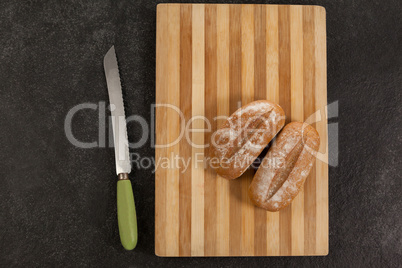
[155,4,328,256]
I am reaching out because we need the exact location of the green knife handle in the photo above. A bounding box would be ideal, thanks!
[117,177,138,250]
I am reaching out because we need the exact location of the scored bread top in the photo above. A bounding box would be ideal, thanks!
[209,100,285,180]
[248,122,320,211]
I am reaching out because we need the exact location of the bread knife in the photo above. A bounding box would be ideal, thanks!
[104,46,138,250]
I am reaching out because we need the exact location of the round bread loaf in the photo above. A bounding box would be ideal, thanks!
[209,100,285,180]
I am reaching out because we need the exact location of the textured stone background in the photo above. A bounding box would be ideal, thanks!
[0,0,401,267]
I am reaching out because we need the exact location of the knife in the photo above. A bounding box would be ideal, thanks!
[104,46,138,250]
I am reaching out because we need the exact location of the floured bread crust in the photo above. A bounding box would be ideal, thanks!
[209,100,285,180]
[248,122,320,211]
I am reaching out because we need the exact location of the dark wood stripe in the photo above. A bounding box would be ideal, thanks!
[229,4,242,256]
[179,4,192,256]
[278,5,292,256]
[253,4,267,256]
[254,5,266,101]
[303,5,317,255]
[204,4,218,256]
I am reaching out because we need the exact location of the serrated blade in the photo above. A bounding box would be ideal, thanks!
[104,46,131,175]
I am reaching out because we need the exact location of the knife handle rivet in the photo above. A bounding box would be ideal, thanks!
[118,173,129,181]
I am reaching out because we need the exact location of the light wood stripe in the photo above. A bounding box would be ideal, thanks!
[266,5,280,104]
[241,4,255,105]
[290,5,304,123]
[179,4,192,256]
[266,210,280,256]
[265,5,280,256]
[303,5,317,255]
[240,4,255,256]
[228,4,242,256]
[156,4,328,256]
[278,5,292,256]
[166,4,180,256]
[253,4,267,256]
[204,4,218,256]
[216,4,230,256]
[314,6,329,256]
[278,5,291,125]
[290,5,304,256]
[155,3,168,256]
[190,4,205,256]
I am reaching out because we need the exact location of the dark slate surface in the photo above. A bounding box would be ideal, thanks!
[0,0,401,267]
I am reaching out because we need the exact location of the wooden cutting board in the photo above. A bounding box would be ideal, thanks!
[155,4,328,256]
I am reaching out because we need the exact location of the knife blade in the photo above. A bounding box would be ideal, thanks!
[104,46,138,250]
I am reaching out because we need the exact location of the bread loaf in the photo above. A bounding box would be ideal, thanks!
[209,100,285,180]
[248,122,320,211]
